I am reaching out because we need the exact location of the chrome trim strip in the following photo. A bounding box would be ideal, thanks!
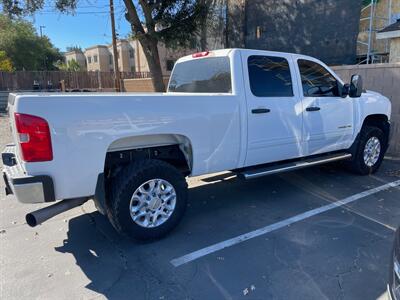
[243,153,352,179]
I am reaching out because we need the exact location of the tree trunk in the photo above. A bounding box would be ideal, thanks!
[200,17,208,51]
[199,0,211,51]
[139,37,165,92]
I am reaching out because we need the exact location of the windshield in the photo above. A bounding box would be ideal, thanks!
[168,56,232,93]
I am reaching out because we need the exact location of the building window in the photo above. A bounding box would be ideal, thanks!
[129,49,134,58]
[248,55,293,97]
[166,60,175,71]
[297,59,339,97]
[109,55,113,65]
[87,56,92,64]
[131,66,135,72]
[94,55,98,63]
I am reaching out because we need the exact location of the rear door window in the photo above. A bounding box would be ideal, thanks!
[248,55,294,97]
[168,57,232,93]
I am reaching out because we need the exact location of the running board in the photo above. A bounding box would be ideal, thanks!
[238,153,352,180]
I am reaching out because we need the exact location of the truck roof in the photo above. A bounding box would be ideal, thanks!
[177,48,322,64]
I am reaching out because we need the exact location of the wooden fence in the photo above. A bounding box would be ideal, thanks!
[0,71,151,91]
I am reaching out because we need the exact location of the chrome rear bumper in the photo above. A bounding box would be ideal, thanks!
[2,144,55,203]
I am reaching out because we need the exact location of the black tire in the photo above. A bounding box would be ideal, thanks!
[107,159,188,240]
[350,126,385,175]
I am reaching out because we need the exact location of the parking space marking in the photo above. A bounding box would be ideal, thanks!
[280,173,396,231]
[371,174,400,191]
[170,180,400,267]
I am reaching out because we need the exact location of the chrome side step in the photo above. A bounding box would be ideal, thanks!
[239,153,352,180]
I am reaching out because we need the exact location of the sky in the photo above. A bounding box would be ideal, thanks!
[27,0,132,52]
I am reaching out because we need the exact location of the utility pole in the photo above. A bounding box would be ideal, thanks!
[40,26,46,70]
[110,0,121,92]
[39,25,45,37]
[366,0,374,64]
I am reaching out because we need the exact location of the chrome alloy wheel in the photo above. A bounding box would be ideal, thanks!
[129,179,177,228]
[363,136,381,167]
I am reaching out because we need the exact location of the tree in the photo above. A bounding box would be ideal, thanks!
[198,0,227,51]
[0,50,14,71]
[54,59,81,71]
[66,45,82,52]
[0,14,63,70]
[66,59,81,71]
[1,1,206,91]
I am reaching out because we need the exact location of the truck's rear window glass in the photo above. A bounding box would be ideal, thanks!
[168,57,232,93]
[248,56,293,97]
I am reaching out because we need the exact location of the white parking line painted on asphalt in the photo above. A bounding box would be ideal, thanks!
[280,173,396,231]
[171,180,400,267]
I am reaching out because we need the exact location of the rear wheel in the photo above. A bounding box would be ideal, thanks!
[107,159,188,240]
[350,126,385,175]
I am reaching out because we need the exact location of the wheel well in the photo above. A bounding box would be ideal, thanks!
[104,144,191,176]
[100,144,191,213]
[362,114,390,141]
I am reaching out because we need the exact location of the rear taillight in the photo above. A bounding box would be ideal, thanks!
[14,113,53,162]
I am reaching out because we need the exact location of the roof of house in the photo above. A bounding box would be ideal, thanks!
[376,19,400,40]
[64,50,84,55]
[379,19,400,33]
[84,45,109,51]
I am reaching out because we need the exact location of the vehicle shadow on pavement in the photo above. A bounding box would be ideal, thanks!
[53,162,400,299]
[54,211,153,299]
[54,173,278,298]
[53,171,314,298]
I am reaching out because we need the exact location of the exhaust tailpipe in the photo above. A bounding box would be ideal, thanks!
[26,197,89,227]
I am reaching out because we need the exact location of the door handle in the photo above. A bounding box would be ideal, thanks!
[251,108,271,114]
[306,106,321,112]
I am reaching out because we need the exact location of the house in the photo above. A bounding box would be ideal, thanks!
[64,49,87,70]
[357,0,400,63]
[107,39,135,73]
[376,19,400,63]
[64,39,195,75]
[84,45,111,72]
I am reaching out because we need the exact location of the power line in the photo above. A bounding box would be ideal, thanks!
[37,10,110,14]
[42,4,109,9]
[36,6,126,15]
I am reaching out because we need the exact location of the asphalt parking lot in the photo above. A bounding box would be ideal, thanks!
[1,114,400,300]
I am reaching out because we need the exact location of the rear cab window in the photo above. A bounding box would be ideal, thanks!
[168,56,232,93]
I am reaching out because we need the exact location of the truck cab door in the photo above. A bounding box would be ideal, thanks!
[242,53,304,167]
[295,58,354,154]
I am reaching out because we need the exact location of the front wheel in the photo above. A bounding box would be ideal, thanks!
[108,159,188,240]
[350,126,385,175]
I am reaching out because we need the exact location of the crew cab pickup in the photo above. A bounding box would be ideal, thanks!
[2,49,391,240]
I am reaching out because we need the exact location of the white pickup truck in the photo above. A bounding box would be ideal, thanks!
[2,49,391,240]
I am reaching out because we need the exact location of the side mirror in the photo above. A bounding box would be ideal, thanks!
[349,74,363,98]
[339,83,350,98]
